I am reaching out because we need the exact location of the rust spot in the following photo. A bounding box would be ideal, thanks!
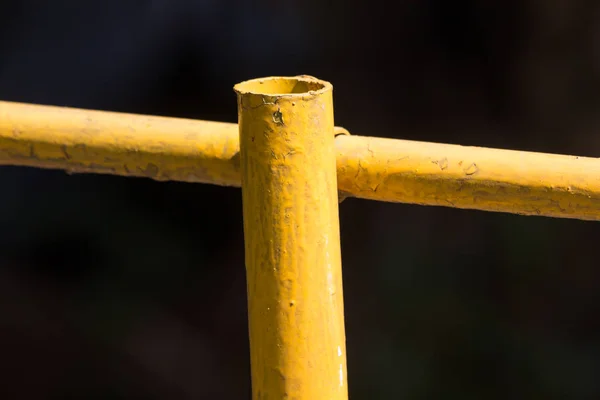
[273,108,284,125]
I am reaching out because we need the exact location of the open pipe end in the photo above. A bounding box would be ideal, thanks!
[233,76,332,97]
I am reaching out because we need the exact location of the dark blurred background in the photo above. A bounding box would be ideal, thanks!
[1,1,600,398]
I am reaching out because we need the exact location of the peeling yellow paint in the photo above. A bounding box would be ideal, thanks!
[1,100,600,221]
[235,76,348,399]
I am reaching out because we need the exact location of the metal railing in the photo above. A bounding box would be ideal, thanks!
[1,75,598,399]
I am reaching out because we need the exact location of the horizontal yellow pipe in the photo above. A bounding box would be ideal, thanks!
[0,101,241,186]
[335,135,600,220]
[1,100,599,220]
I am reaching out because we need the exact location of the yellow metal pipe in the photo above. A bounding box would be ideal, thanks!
[0,100,241,186]
[235,76,348,399]
[1,100,600,220]
[336,135,600,220]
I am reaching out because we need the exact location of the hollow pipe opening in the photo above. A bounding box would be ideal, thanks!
[233,76,332,97]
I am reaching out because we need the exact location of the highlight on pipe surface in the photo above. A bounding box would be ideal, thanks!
[235,76,348,399]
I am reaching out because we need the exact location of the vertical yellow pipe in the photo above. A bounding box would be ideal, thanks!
[235,76,348,399]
